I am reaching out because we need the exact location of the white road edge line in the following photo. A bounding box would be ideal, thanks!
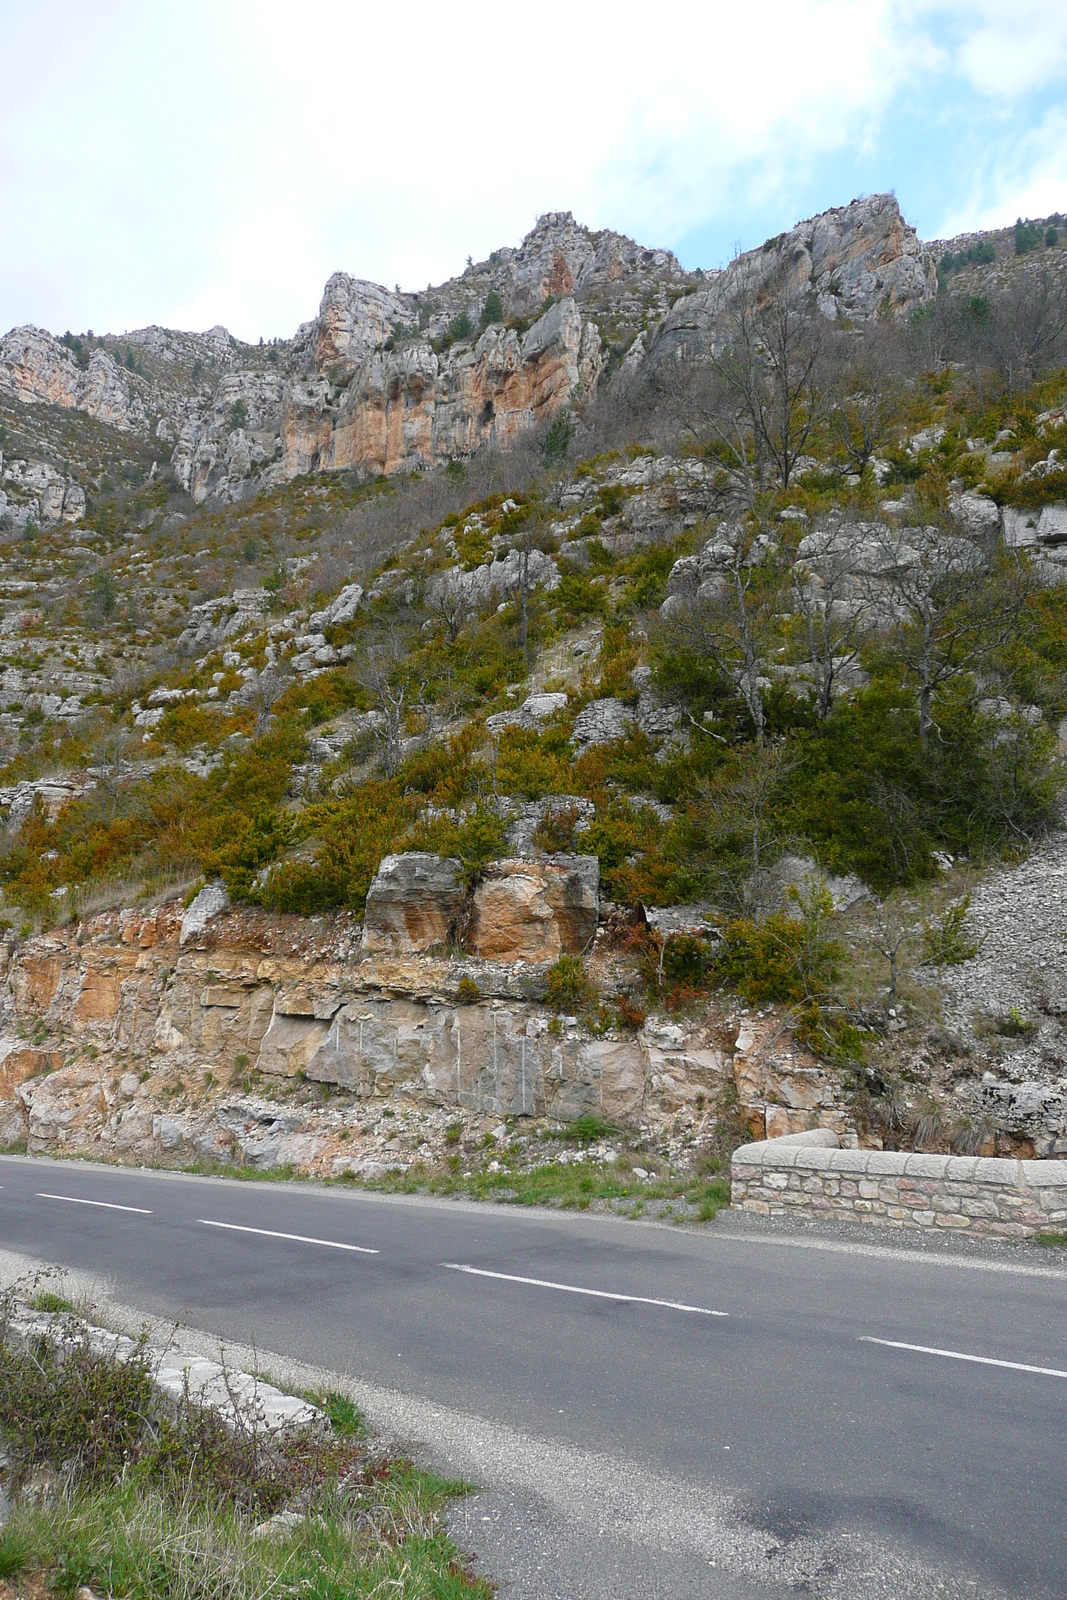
[200,1220,378,1254]
[37,1192,153,1215]
[442,1263,728,1316]
[860,1336,1067,1379]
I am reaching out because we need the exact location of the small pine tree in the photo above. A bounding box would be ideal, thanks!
[543,410,573,463]
[480,289,504,329]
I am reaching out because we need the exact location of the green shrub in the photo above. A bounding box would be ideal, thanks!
[543,410,573,462]
[545,955,592,1013]
[713,894,842,1006]
[256,856,349,914]
[1015,218,1045,256]
[556,1113,615,1143]
[408,800,507,884]
[662,934,717,988]
[920,893,985,965]
[479,290,504,328]
[204,807,294,899]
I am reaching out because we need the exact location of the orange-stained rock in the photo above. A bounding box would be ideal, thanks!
[469,857,599,963]
[284,298,600,479]
[0,1045,65,1098]
[17,955,63,1012]
[72,967,124,1023]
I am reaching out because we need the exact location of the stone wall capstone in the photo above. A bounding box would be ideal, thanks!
[731,1129,1067,1238]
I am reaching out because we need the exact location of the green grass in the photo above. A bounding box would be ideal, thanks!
[353,1157,731,1220]
[0,1477,491,1600]
[1033,1230,1067,1247]
[28,1291,76,1313]
[0,1289,489,1599]
[312,1390,366,1438]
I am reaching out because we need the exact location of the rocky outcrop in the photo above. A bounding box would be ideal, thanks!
[313,275,413,379]
[283,296,601,478]
[168,370,286,502]
[361,852,599,962]
[362,854,467,954]
[0,326,145,431]
[652,194,937,361]
[468,857,599,962]
[450,210,689,321]
[0,457,85,527]
[0,199,946,506]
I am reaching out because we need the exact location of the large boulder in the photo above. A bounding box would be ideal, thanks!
[469,856,599,962]
[361,853,467,954]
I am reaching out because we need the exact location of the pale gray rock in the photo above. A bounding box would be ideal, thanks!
[502,794,594,855]
[652,194,937,362]
[180,882,230,946]
[486,690,568,734]
[1003,504,1067,549]
[745,853,870,917]
[949,492,1000,535]
[361,853,467,954]
[309,583,363,631]
[570,697,635,748]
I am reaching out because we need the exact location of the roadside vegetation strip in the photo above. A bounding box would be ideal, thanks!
[353,1157,732,1221]
[0,1279,491,1599]
[441,1262,729,1316]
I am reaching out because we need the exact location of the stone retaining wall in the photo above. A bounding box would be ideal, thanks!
[730,1129,1067,1238]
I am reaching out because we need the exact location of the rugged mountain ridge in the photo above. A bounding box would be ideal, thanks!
[0,194,958,522]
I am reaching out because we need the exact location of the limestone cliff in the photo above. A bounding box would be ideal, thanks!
[651,194,937,361]
[283,295,602,478]
[0,196,952,509]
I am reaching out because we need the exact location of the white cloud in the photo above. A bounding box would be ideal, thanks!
[935,105,1067,237]
[0,0,1064,339]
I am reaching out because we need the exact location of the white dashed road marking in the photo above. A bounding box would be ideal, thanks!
[200,1220,378,1253]
[861,1336,1067,1379]
[37,1192,153,1215]
[441,1263,728,1316]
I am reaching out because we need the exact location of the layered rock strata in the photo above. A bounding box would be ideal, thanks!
[0,889,848,1171]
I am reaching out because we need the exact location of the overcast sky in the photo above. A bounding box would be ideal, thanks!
[1,0,1065,343]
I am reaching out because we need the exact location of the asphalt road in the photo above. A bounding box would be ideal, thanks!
[1,1154,1065,1600]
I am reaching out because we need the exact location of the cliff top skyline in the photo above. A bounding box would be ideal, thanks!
[1,0,1065,342]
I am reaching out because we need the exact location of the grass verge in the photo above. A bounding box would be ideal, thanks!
[353,1159,731,1222]
[0,1287,490,1599]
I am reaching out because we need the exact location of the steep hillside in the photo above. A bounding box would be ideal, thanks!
[1,193,1067,1199]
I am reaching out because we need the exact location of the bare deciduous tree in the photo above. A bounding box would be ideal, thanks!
[663,522,784,743]
[861,527,1036,746]
[788,528,873,719]
[695,738,800,909]
[358,639,412,776]
[987,265,1067,395]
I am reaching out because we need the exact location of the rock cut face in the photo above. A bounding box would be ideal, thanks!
[360,852,601,963]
